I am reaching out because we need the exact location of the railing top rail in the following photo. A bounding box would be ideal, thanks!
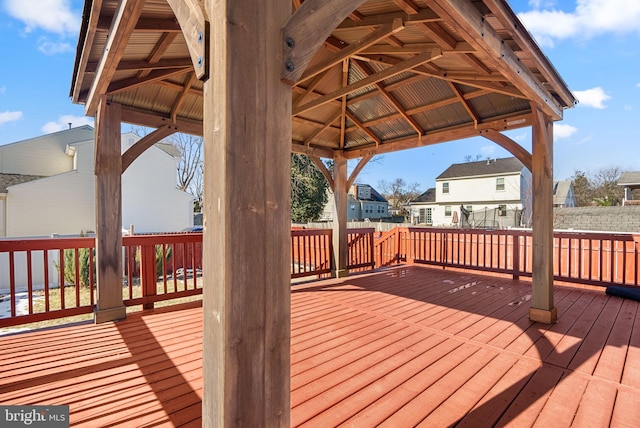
[347,228,376,234]
[291,229,332,237]
[0,236,96,252]
[124,233,203,245]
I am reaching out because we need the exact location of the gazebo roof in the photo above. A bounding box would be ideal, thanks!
[71,0,575,160]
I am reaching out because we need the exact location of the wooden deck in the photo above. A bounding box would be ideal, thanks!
[2,265,640,427]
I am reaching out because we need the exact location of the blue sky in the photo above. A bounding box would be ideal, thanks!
[0,0,639,191]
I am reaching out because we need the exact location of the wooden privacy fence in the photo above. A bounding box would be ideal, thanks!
[375,227,640,288]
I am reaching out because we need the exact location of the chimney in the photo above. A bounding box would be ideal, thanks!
[68,123,72,130]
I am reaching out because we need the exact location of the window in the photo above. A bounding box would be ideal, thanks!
[496,177,505,191]
[442,182,449,194]
[498,204,507,216]
[445,205,452,217]
[418,208,433,224]
[465,205,473,212]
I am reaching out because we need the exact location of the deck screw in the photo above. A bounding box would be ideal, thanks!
[285,61,295,72]
[198,32,203,43]
[198,56,203,67]
[286,37,295,48]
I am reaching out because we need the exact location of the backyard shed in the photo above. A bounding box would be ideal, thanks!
[70,0,575,425]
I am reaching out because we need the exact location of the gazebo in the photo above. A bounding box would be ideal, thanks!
[70,0,574,425]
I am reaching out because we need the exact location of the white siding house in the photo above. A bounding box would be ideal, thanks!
[410,158,530,228]
[0,126,194,237]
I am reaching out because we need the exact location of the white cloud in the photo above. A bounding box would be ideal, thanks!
[42,115,93,134]
[0,110,23,125]
[519,0,640,47]
[573,87,611,109]
[4,0,80,36]
[636,82,640,88]
[37,37,73,55]
[0,86,6,95]
[624,105,633,110]
[554,123,577,139]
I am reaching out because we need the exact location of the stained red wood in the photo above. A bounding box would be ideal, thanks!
[2,266,640,427]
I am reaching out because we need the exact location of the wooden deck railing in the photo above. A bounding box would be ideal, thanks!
[3,227,638,328]
[0,234,203,328]
[374,227,640,288]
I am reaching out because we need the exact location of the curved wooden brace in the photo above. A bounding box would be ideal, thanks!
[309,155,334,191]
[346,153,373,190]
[165,0,208,80]
[481,128,532,172]
[282,0,369,84]
[122,125,178,173]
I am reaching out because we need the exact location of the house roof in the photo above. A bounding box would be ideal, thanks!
[0,173,44,193]
[155,142,181,158]
[411,188,436,203]
[70,1,574,161]
[436,157,525,180]
[618,172,640,186]
[553,180,573,205]
[353,184,387,203]
[1,125,94,150]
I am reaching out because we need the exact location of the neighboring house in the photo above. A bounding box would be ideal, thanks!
[0,126,194,237]
[618,171,640,206]
[410,188,436,225]
[321,183,388,222]
[410,157,530,228]
[553,180,576,208]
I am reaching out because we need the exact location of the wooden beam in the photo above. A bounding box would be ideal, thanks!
[202,0,291,425]
[336,8,440,29]
[94,98,125,323]
[342,112,533,159]
[97,16,182,32]
[282,0,369,84]
[346,153,374,190]
[331,153,349,278]
[481,128,532,171]
[106,68,190,95]
[138,32,180,78]
[291,142,334,158]
[120,106,203,136]
[309,156,334,191]
[170,72,196,122]
[165,0,208,80]
[448,81,479,126]
[530,102,556,323]
[121,125,178,173]
[297,18,405,86]
[70,0,102,103]
[361,41,475,55]
[425,0,564,120]
[84,0,146,116]
[85,57,193,73]
[294,49,442,116]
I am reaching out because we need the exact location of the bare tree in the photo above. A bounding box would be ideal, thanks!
[378,178,421,219]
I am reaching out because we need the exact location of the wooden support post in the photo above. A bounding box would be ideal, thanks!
[140,243,157,310]
[332,153,349,278]
[530,104,557,324]
[94,98,126,323]
[202,0,291,426]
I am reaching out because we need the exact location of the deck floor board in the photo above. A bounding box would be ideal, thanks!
[1,265,639,427]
